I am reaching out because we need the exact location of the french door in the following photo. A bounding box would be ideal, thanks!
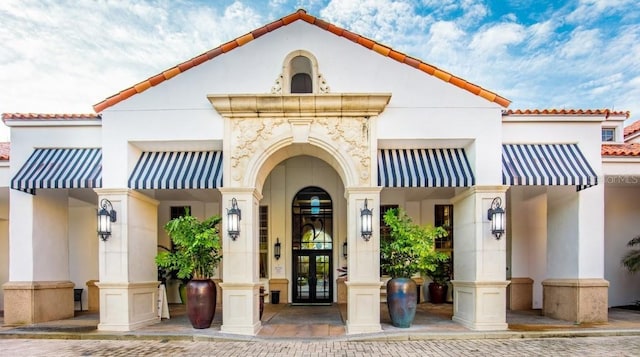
[292,251,332,304]
[291,186,333,304]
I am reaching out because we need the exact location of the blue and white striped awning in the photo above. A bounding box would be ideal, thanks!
[378,149,475,187]
[128,151,223,189]
[502,144,598,187]
[11,148,102,193]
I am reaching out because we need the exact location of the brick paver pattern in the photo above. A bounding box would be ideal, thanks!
[0,336,639,356]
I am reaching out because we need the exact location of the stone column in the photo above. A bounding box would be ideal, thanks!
[3,189,74,324]
[345,187,383,334]
[94,189,160,331]
[219,188,262,335]
[542,185,608,323]
[451,186,510,331]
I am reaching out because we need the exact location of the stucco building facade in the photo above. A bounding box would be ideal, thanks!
[1,10,638,336]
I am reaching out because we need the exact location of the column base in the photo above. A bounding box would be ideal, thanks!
[542,278,609,323]
[3,281,74,325]
[86,280,100,312]
[219,282,261,335]
[452,280,510,331]
[508,277,534,311]
[95,281,160,331]
[345,281,383,334]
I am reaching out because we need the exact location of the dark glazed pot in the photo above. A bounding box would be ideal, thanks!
[386,277,417,328]
[428,283,448,304]
[186,279,216,329]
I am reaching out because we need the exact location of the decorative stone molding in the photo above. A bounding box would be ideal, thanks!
[208,93,391,187]
[228,117,287,182]
[316,116,370,183]
[270,73,330,94]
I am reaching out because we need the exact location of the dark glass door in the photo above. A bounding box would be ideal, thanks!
[293,251,332,304]
[291,186,333,304]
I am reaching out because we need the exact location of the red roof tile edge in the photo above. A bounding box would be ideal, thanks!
[602,143,640,157]
[504,109,630,118]
[0,142,9,161]
[2,113,101,122]
[624,120,640,139]
[93,9,510,113]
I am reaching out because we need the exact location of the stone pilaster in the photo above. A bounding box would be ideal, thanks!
[3,281,74,325]
[542,278,609,323]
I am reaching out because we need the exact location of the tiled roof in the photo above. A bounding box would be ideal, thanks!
[93,9,510,113]
[602,143,640,157]
[624,120,640,139]
[2,113,101,121]
[0,142,8,161]
[504,109,630,118]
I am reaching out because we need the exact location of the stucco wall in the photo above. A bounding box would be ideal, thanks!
[605,185,640,306]
[508,187,547,309]
[0,219,7,311]
[69,201,99,310]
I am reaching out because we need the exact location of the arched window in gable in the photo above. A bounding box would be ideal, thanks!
[271,50,330,94]
[290,56,313,93]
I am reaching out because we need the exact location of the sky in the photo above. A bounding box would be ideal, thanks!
[1,0,639,142]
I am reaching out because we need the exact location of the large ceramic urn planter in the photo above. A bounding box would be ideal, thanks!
[386,277,417,328]
[428,282,448,304]
[186,279,217,329]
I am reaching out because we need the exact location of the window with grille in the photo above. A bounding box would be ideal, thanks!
[259,206,268,278]
[602,128,615,142]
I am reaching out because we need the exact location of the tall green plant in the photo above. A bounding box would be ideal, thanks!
[381,208,448,278]
[622,235,640,273]
[156,213,222,280]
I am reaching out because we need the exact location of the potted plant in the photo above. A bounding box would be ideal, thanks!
[157,244,190,304]
[622,235,640,273]
[381,208,448,327]
[426,256,451,304]
[155,212,222,329]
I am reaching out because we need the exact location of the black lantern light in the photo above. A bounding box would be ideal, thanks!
[487,197,505,239]
[97,198,117,241]
[227,198,241,240]
[360,198,373,241]
[274,238,281,260]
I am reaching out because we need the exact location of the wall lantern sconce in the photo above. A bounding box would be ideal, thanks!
[342,241,348,259]
[360,198,373,241]
[227,198,241,240]
[487,197,505,239]
[97,198,117,242]
[274,238,281,260]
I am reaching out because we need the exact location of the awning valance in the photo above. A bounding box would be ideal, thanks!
[128,151,223,189]
[378,148,475,187]
[502,144,598,187]
[11,148,102,193]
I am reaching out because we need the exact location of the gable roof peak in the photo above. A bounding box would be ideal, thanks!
[93,9,509,113]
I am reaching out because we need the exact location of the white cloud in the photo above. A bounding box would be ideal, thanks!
[526,20,558,49]
[469,22,526,56]
[560,28,601,58]
[567,0,636,24]
[321,0,430,47]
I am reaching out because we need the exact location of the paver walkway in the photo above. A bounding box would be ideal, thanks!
[1,336,640,356]
[2,303,640,341]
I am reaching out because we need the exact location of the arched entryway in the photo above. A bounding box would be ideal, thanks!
[291,186,333,304]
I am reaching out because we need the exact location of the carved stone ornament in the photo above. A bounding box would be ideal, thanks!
[229,117,287,182]
[315,117,370,183]
[270,73,330,94]
[208,93,391,186]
